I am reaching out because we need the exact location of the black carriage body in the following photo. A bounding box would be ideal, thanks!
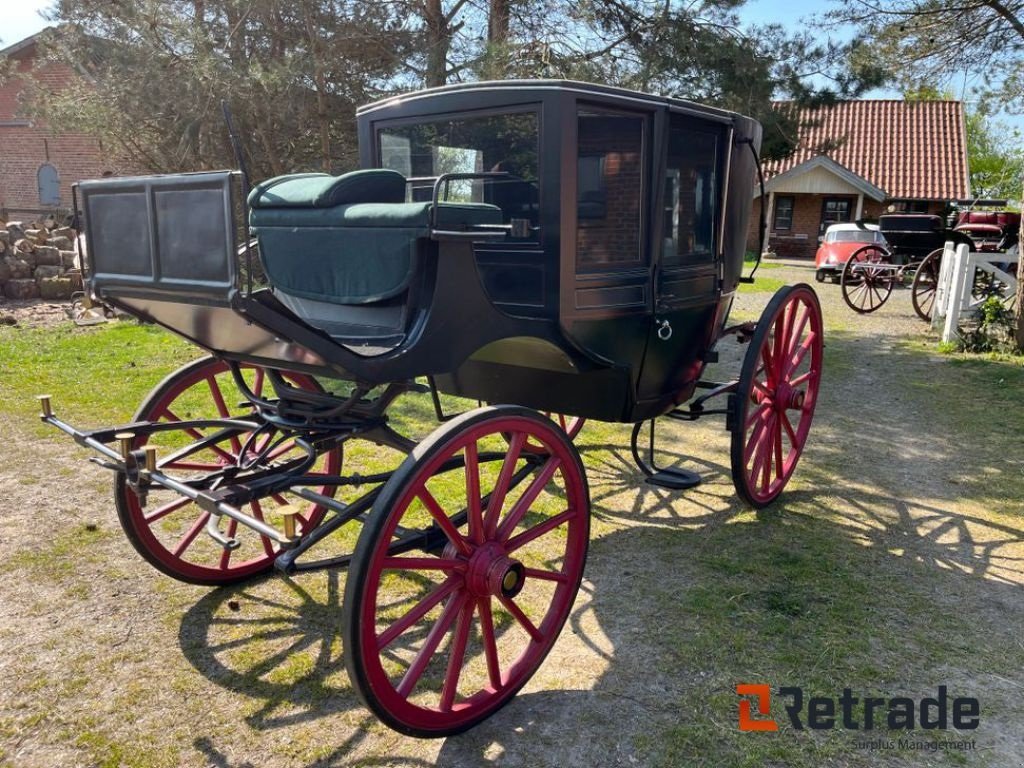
[357,82,761,421]
[77,80,761,423]
[876,214,973,264]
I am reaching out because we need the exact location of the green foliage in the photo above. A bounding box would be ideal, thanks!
[965,108,1024,203]
[957,296,1019,354]
[27,1,412,177]
[14,0,894,178]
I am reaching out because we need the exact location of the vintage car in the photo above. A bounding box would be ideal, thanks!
[814,222,886,282]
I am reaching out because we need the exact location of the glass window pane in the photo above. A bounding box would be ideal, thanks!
[773,197,794,231]
[663,119,719,265]
[576,110,645,269]
[378,111,540,238]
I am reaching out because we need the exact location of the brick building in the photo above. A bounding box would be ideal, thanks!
[750,100,970,258]
[0,29,123,220]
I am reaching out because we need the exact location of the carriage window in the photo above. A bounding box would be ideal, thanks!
[576,110,645,269]
[377,111,539,238]
[663,119,719,266]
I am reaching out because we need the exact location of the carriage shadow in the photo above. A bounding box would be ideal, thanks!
[175,331,1024,765]
[175,462,1024,766]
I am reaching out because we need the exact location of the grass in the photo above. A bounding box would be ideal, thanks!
[0,322,194,434]
[1,304,1023,767]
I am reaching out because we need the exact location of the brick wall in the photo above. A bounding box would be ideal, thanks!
[0,37,129,217]
[576,115,643,268]
[747,194,949,259]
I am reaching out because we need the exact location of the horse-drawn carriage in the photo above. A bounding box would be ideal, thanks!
[840,206,1019,320]
[39,81,823,736]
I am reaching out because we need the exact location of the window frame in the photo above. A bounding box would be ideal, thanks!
[573,104,650,272]
[772,195,794,231]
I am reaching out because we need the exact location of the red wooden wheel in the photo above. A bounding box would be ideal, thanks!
[731,285,823,508]
[911,248,943,322]
[841,244,894,313]
[114,356,342,585]
[344,406,590,737]
[523,412,585,452]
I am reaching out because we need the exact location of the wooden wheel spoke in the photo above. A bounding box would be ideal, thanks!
[418,488,472,556]
[496,456,561,542]
[464,441,484,545]
[439,600,475,712]
[144,496,192,524]
[523,567,569,583]
[207,377,242,454]
[785,303,810,359]
[377,576,460,651]
[160,408,237,464]
[172,511,211,557]
[498,594,543,643]
[485,432,525,538]
[748,413,774,480]
[506,509,573,553]
[745,401,771,430]
[789,369,816,388]
[773,420,784,482]
[478,597,503,690]
[396,591,468,698]
[381,557,463,572]
[744,410,772,464]
[781,411,799,446]
[251,499,277,557]
[786,332,816,377]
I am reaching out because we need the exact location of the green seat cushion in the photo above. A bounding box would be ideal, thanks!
[248,169,406,209]
[249,197,503,306]
[257,226,421,305]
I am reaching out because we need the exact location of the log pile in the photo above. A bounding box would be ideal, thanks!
[0,217,83,301]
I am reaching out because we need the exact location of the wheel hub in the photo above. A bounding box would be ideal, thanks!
[464,542,525,598]
[774,382,804,411]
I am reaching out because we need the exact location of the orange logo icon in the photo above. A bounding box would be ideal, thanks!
[737,684,779,731]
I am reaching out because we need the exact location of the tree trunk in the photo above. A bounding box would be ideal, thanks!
[1015,237,1024,351]
[489,0,509,43]
[302,4,332,171]
[422,0,451,88]
[486,0,511,77]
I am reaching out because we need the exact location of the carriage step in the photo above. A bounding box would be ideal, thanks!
[645,468,702,490]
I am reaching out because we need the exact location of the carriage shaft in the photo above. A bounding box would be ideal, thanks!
[42,411,295,547]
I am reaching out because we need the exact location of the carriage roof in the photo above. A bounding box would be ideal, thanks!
[357,79,741,122]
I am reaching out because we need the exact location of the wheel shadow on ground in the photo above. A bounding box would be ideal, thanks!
[174,329,1024,765]
[174,465,1024,766]
[432,484,1024,767]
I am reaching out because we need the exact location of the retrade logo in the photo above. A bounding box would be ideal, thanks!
[736,684,980,732]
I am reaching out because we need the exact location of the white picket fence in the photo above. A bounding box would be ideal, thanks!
[930,242,1019,343]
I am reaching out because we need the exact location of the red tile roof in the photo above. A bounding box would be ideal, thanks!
[766,100,969,201]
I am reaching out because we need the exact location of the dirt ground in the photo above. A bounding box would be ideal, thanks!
[0,262,1022,767]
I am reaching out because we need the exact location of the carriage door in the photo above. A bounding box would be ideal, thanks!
[637,113,723,401]
[559,105,653,375]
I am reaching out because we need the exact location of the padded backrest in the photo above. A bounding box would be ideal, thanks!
[249,173,503,308]
[248,169,406,209]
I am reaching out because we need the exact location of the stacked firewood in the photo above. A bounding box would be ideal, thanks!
[0,216,83,301]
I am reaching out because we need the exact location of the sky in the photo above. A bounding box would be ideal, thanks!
[0,0,53,50]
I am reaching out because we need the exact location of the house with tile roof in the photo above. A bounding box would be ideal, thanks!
[751,100,970,259]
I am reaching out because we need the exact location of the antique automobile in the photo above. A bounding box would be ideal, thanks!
[39,80,823,737]
[814,221,885,283]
